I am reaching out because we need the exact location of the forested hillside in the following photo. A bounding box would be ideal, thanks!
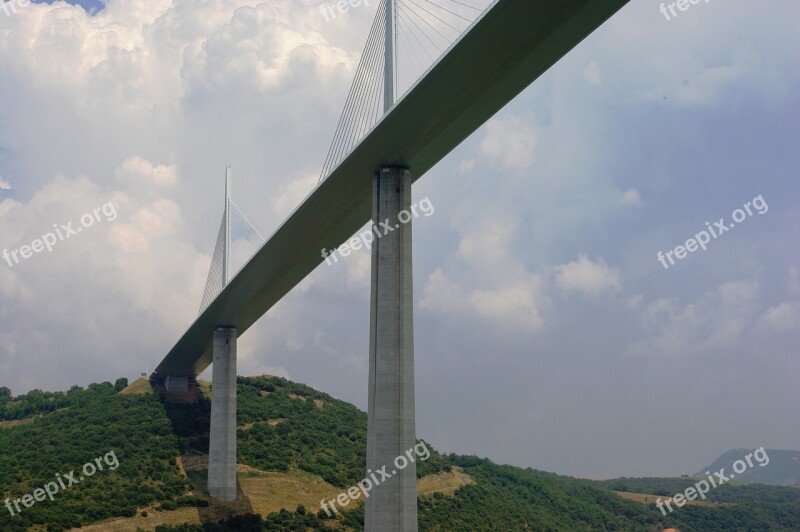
[1,377,798,531]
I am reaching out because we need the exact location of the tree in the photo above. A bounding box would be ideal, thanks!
[114,378,129,392]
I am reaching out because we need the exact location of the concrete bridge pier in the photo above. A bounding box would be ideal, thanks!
[208,326,238,501]
[365,166,418,531]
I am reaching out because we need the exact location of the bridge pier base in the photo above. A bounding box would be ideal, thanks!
[365,167,417,531]
[208,326,238,501]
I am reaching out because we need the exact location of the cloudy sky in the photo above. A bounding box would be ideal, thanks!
[0,0,797,479]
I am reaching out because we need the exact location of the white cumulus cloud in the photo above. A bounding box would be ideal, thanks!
[481,115,535,169]
[555,254,621,295]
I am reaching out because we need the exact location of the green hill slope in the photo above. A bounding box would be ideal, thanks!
[1,377,799,531]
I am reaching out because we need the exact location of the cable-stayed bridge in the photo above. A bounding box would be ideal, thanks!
[151,1,630,529]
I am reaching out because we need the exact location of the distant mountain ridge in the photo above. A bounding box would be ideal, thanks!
[695,448,800,487]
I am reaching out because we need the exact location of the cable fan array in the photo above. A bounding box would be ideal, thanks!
[319,0,494,183]
[199,198,265,314]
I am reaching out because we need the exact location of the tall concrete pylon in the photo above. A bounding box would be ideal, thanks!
[208,166,238,501]
[365,1,418,528]
[365,166,417,530]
